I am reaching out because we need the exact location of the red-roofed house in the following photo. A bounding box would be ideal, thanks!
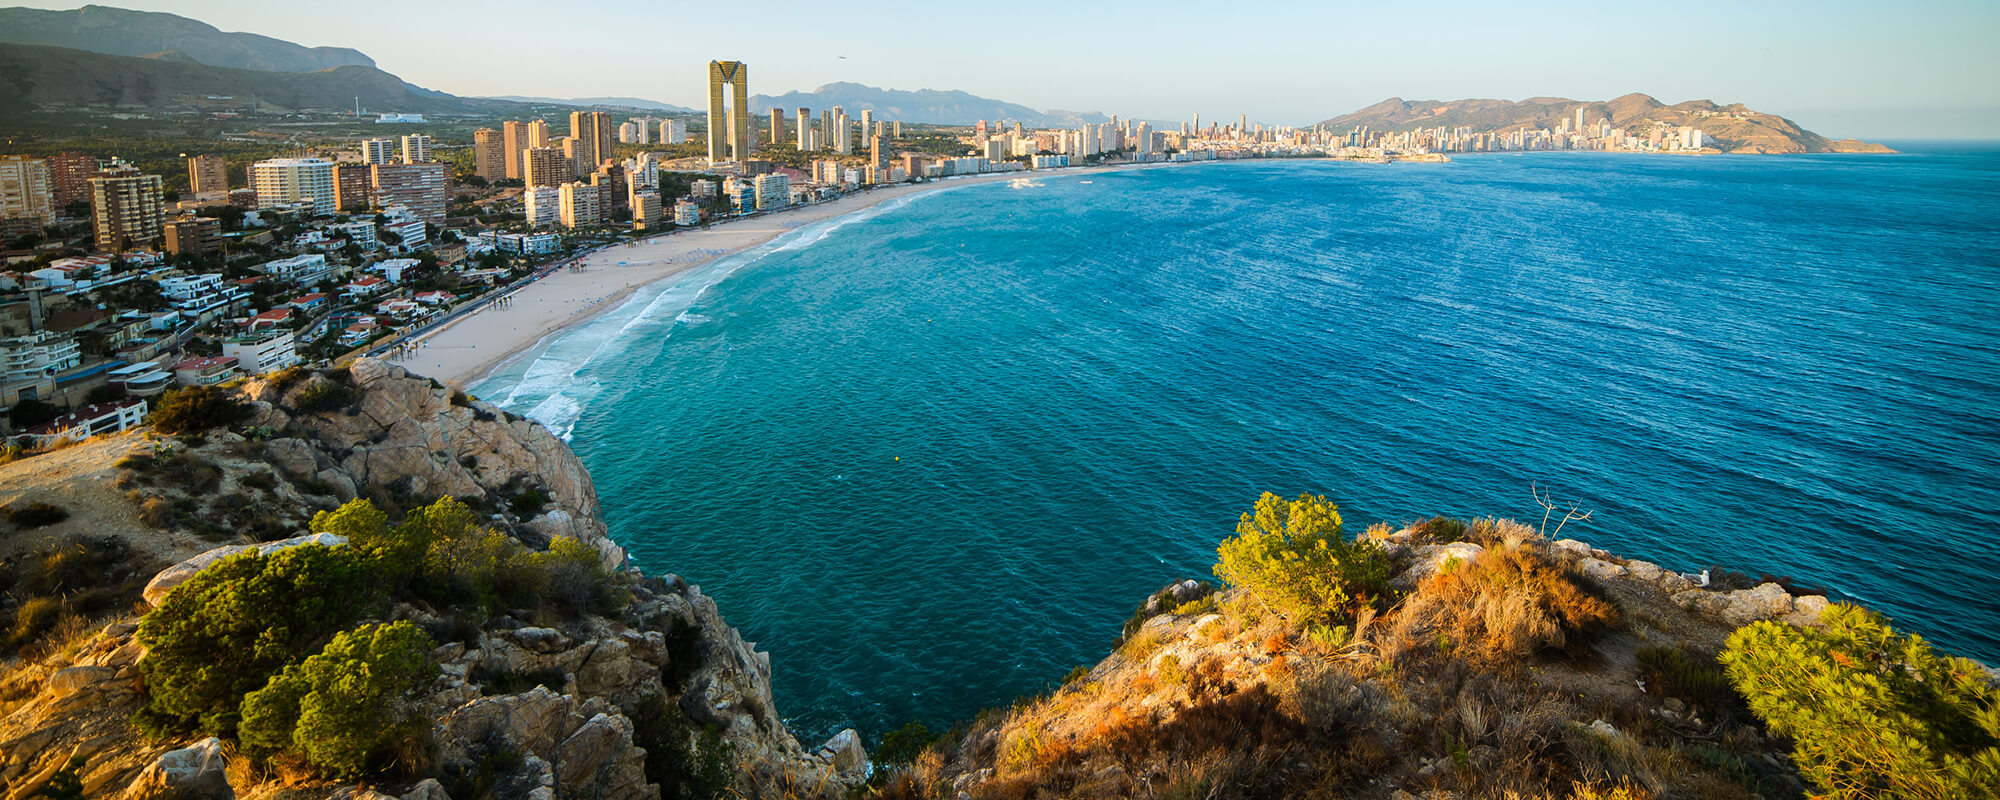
[338,319,380,346]
[413,290,456,306]
[246,307,293,331]
[287,293,329,313]
[340,276,388,299]
[172,355,240,386]
[375,298,418,316]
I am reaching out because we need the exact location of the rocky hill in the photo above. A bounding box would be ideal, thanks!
[0,42,522,115]
[0,5,376,72]
[0,360,865,799]
[1320,93,1893,154]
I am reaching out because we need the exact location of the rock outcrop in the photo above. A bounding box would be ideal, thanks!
[0,361,864,800]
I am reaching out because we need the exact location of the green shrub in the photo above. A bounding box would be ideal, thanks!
[876,721,939,766]
[1214,492,1390,623]
[149,385,245,435]
[293,379,357,413]
[1720,603,2000,799]
[631,692,734,800]
[136,544,380,735]
[239,621,438,779]
[2,501,69,528]
[528,536,618,616]
[1636,645,1733,711]
[510,487,549,518]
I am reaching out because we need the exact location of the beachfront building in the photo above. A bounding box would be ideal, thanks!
[754,174,790,211]
[223,331,301,374]
[524,186,561,227]
[674,199,701,226]
[722,178,755,213]
[559,182,601,229]
[631,191,662,230]
[250,157,336,215]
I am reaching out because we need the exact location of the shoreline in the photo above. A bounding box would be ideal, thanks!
[391,166,1140,388]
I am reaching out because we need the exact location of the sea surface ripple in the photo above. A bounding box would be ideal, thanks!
[475,147,2000,741]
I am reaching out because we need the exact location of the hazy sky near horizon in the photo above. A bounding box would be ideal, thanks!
[14,0,1998,137]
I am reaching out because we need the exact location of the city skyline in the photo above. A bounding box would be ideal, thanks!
[1,0,1995,139]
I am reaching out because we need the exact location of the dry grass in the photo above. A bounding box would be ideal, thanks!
[1383,543,1618,666]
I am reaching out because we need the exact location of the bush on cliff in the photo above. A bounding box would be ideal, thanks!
[1720,603,2000,799]
[148,385,246,435]
[1214,492,1390,623]
[1384,543,1618,665]
[136,545,379,734]
[238,621,439,778]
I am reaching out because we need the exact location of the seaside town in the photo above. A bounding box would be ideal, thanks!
[0,59,1709,449]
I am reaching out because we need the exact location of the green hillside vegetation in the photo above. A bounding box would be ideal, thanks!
[0,42,515,115]
[0,5,376,72]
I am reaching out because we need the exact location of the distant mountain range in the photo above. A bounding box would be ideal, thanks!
[483,96,698,113]
[748,82,1111,128]
[0,42,517,115]
[0,4,375,72]
[1320,94,1891,154]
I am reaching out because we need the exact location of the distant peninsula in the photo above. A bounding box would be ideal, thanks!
[1320,93,1893,155]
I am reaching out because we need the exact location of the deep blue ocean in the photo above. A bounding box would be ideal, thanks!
[475,146,2000,742]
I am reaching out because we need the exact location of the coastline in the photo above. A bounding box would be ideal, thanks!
[392,166,1135,388]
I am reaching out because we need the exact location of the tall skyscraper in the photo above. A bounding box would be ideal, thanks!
[333,164,372,211]
[706,60,751,167]
[88,173,164,252]
[249,157,336,214]
[522,147,570,188]
[361,138,396,165]
[400,134,433,164]
[820,110,834,150]
[503,120,530,180]
[187,154,228,196]
[527,119,552,148]
[569,111,615,175]
[0,156,54,224]
[796,107,811,150]
[860,109,873,138]
[1575,107,1586,135]
[770,108,787,145]
[832,107,850,154]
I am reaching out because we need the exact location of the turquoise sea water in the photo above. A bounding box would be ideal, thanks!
[475,148,2000,741]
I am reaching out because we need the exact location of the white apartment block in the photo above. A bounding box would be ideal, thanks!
[753,174,790,211]
[524,186,561,227]
[256,253,333,284]
[0,156,54,222]
[400,134,432,164]
[360,138,396,165]
[0,332,82,381]
[250,158,336,214]
[223,331,301,374]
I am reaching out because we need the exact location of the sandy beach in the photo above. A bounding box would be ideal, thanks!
[388,171,1054,386]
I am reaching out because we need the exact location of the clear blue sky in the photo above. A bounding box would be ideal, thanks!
[15,0,1999,138]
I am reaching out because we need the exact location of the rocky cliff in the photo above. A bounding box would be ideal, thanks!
[0,360,865,799]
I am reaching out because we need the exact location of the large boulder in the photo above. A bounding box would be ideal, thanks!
[123,737,229,799]
[142,532,347,606]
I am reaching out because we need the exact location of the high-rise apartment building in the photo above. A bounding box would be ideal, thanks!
[45,152,98,208]
[706,60,751,167]
[658,120,686,144]
[1575,107,1587,135]
[524,186,560,227]
[522,147,570,188]
[630,190,661,230]
[558,181,601,229]
[250,157,336,214]
[860,110,873,138]
[400,134,433,164]
[527,119,552,148]
[163,216,220,257]
[503,120,530,180]
[472,129,506,181]
[769,108,786,145]
[371,163,449,222]
[88,173,164,252]
[568,111,614,177]
[753,173,789,210]
[872,135,891,173]
[333,164,372,211]
[0,156,54,223]
[187,154,228,197]
[361,138,396,165]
